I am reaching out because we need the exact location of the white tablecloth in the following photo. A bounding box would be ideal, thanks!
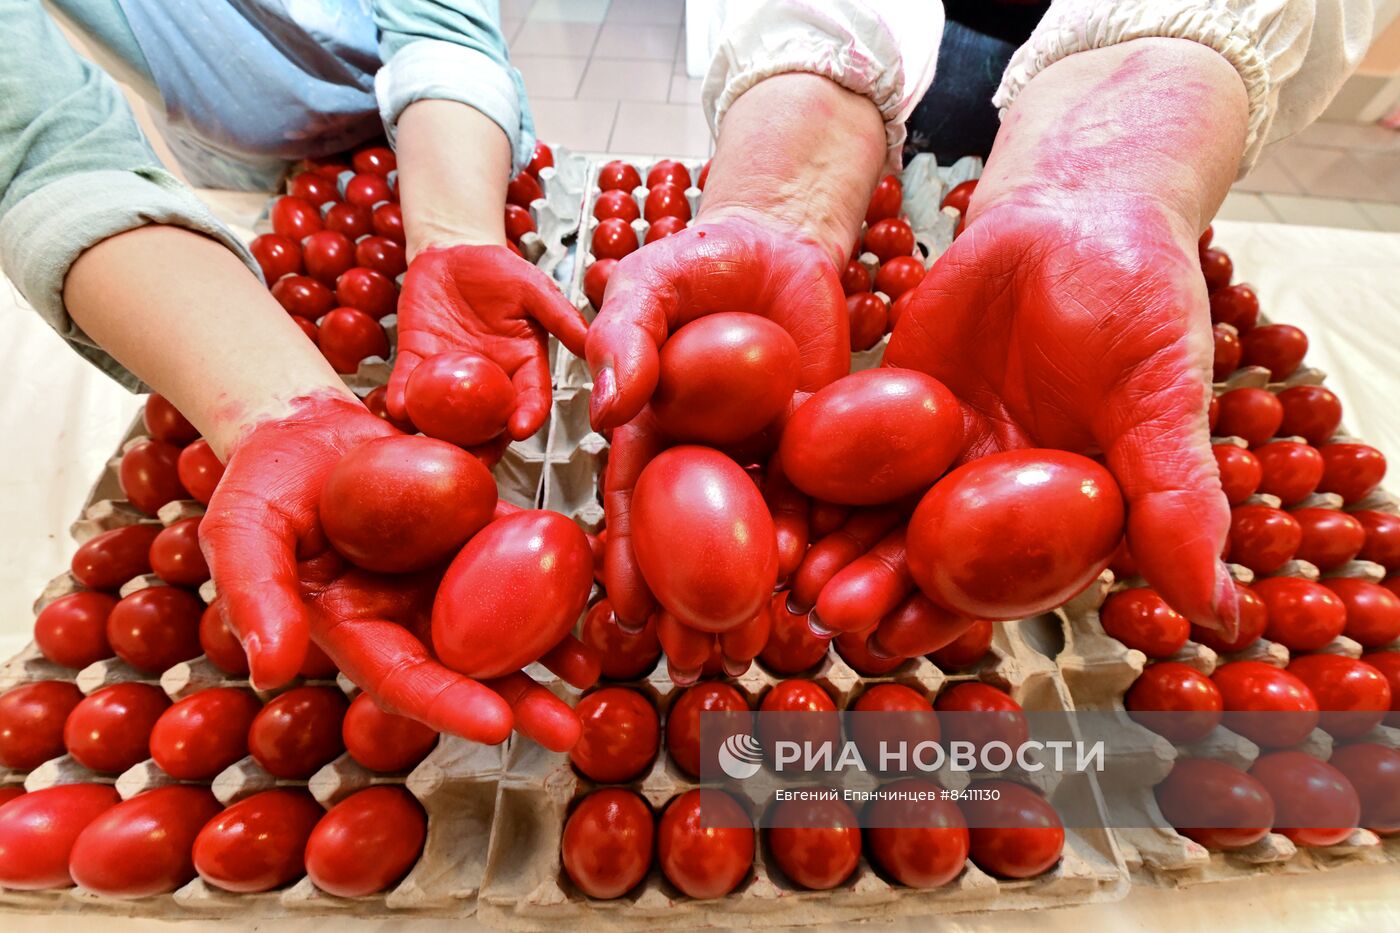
[1,217,1398,929]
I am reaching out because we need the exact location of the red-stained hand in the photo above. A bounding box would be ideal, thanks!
[586,215,849,431]
[202,393,596,747]
[587,216,849,625]
[388,244,589,440]
[301,559,595,751]
[885,201,1236,632]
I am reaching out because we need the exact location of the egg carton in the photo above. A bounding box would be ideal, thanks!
[538,387,607,533]
[476,617,1126,931]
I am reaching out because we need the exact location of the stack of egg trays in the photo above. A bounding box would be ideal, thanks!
[1054,323,1400,886]
[556,152,983,388]
[0,408,557,918]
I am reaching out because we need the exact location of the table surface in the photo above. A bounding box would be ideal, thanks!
[2,215,1399,929]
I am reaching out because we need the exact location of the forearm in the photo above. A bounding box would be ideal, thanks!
[699,73,886,267]
[395,100,511,259]
[974,39,1248,237]
[64,225,354,457]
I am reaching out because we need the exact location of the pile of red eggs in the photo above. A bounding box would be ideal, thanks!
[1106,228,1400,848]
[557,678,1063,900]
[249,139,554,375]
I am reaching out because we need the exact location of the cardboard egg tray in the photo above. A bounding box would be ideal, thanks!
[0,402,555,917]
[477,625,1127,931]
[1053,313,1400,887]
[492,365,1129,927]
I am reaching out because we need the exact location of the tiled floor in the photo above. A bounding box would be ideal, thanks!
[506,0,1400,234]
[502,0,707,161]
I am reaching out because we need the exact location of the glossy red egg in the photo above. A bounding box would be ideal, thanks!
[432,510,593,678]
[63,682,169,774]
[120,439,188,515]
[570,687,659,783]
[652,313,799,445]
[632,448,778,632]
[0,681,83,770]
[34,592,116,669]
[193,789,324,892]
[782,369,962,506]
[657,789,753,899]
[320,435,497,573]
[1250,751,1359,847]
[149,687,262,780]
[247,686,347,779]
[69,785,222,896]
[0,783,121,889]
[561,788,654,899]
[1154,757,1273,849]
[1125,662,1223,744]
[1286,654,1391,739]
[908,450,1123,619]
[1254,576,1347,651]
[1212,660,1319,747]
[304,786,426,897]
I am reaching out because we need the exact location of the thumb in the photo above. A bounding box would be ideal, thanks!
[1098,362,1238,636]
[201,502,308,689]
[584,267,672,431]
[522,270,589,359]
[385,349,423,423]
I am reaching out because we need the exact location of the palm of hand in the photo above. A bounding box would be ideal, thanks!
[388,244,587,439]
[886,203,1234,630]
[202,398,397,686]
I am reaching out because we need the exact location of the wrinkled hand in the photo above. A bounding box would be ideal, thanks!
[388,244,589,440]
[587,216,850,624]
[886,200,1236,632]
[202,393,596,748]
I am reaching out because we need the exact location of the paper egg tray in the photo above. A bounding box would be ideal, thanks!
[492,376,1128,929]
[477,622,1127,931]
[558,152,982,389]
[1054,315,1400,887]
[0,404,556,918]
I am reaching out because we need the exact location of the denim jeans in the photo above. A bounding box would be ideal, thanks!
[904,4,1049,165]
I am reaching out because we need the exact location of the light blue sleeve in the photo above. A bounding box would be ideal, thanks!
[372,0,536,177]
[0,0,258,390]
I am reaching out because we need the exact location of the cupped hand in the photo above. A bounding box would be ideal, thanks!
[300,557,596,751]
[201,392,596,747]
[388,244,589,440]
[885,200,1237,632]
[201,392,394,687]
[585,213,850,431]
[588,215,849,626]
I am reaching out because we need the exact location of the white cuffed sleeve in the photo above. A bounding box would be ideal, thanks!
[702,1,944,170]
[993,0,1374,174]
